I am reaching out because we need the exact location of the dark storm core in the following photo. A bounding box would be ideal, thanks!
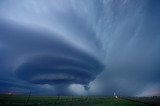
[15,54,104,85]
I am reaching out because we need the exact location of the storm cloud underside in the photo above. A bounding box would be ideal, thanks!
[0,0,160,96]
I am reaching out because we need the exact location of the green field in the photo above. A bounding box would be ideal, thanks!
[0,95,153,106]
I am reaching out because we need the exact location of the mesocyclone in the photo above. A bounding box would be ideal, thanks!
[0,19,104,86]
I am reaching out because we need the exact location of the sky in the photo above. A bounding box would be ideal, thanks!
[0,0,160,96]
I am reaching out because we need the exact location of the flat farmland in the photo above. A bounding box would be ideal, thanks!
[0,95,158,106]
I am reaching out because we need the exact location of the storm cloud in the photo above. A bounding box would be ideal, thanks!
[0,0,160,96]
[0,18,104,93]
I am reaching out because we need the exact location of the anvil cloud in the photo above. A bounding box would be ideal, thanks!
[0,0,160,96]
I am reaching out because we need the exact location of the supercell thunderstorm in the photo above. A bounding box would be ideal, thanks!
[0,0,160,96]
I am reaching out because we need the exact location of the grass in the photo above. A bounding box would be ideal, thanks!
[0,95,151,106]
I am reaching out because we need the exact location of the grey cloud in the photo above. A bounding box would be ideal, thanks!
[0,0,160,96]
[0,18,104,91]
